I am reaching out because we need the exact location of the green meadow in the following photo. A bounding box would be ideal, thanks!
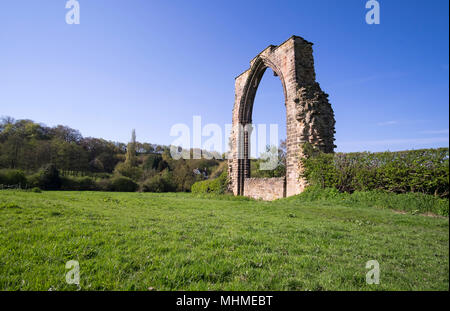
[0,190,448,291]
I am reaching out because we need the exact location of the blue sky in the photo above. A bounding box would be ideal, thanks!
[0,0,448,152]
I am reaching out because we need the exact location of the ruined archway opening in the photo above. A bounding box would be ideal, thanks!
[249,68,287,179]
[229,36,335,200]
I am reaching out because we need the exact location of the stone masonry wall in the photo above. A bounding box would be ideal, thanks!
[229,36,335,200]
[243,178,285,201]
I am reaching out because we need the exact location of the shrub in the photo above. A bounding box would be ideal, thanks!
[0,169,27,187]
[191,170,228,194]
[34,164,61,190]
[292,185,449,217]
[61,176,97,191]
[143,154,163,171]
[108,176,138,192]
[114,162,143,181]
[210,162,227,179]
[26,173,40,188]
[95,178,112,191]
[90,172,113,179]
[31,187,42,193]
[142,175,165,192]
[142,170,176,193]
[300,144,449,198]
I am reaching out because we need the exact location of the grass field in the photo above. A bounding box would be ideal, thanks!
[0,190,448,291]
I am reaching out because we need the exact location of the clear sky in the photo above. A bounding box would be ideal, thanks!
[1,0,448,152]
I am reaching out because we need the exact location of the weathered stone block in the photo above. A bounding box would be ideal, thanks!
[243,178,285,201]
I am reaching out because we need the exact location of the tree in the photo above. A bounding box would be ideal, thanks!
[37,163,61,190]
[50,125,82,143]
[125,129,138,167]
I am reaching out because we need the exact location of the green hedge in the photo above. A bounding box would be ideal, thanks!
[191,170,228,194]
[0,169,27,187]
[60,176,97,191]
[290,186,449,217]
[300,144,449,198]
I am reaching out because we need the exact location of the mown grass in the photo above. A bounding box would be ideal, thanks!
[0,190,448,291]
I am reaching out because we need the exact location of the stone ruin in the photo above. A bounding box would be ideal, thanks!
[228,36,336,200]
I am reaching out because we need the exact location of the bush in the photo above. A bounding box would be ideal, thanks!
[95,178,112,191]
[108,176,138,192]
[26,173,40,189]
[31,187,42,193]
[143,154,163,171]
[61,176,97,191]
[142,170,176,192]
[291,185,449,217]
[32,164,61,190]
[114,162,143,181]
[0,169,27,187]
[89,172,112,179]
[191,170,228,194]
[300,144,449,198]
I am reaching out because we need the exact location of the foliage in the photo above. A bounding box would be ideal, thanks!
[60,176,97,191]
[300,143,449,198]
[114,162,143,181]
[0,117,223,192]
[0,190,447,290]
[209,161,228,179]
[124,129,138,167]
[291,185,449,216]
[0,201,21,209]
[251,140,286,178]
[142,170,177,193]
[143,154,164,171]
[0,117,165,175]
[108,176,139,192]
[95,178,113,192]
[191,169,228,194]
[0,169,27,186]
[31,164,62,190]
[155,150,221,192]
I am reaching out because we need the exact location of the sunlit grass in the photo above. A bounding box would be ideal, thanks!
[0,190,448,290]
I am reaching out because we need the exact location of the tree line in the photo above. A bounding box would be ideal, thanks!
[0,117,222,192]
[0,117,166,175]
